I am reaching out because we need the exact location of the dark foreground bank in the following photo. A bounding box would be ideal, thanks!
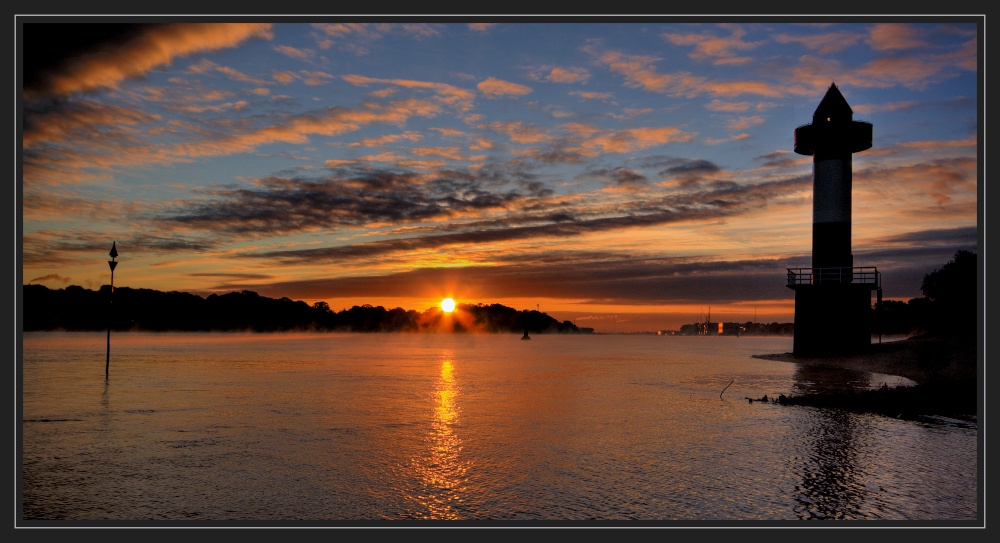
[752,334,978,419]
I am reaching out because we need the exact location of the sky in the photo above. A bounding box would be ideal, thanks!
[19,19,980,332]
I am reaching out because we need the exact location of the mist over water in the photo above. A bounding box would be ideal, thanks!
[22,332,976,521]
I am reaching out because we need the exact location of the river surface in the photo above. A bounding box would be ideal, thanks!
[20,332,978,521]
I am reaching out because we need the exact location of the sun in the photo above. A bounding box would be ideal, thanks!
[441,298,456,313]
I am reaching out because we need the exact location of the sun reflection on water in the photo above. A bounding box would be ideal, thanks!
[411,358,470,519]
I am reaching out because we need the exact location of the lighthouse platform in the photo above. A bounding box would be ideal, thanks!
[787,266,882,356]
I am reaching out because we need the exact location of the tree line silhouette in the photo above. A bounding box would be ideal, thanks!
[21,285,592,334]
[874,249,977,338]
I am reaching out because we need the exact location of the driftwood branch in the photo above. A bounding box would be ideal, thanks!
[720,379,735,399]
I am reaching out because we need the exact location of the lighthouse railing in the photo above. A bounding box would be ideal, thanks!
[786,267,880,287]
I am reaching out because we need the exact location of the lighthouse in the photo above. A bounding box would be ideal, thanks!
[787,83,881,356]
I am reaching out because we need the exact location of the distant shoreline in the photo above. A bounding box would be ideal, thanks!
[23,328,797,336]
[23,330,798,338]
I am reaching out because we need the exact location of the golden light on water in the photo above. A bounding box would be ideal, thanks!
[411,357,468,519]
[441,298,456,313]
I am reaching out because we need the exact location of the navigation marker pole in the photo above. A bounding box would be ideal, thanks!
[106,241,118,379]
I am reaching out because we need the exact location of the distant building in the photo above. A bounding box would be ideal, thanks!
[721,322,741,335]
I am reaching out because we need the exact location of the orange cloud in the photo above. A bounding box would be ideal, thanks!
[171,99,441,159]
[273,70,297,84]
[400,160,448,170]
[600,51,693,94]
[324,159,356,167]
[349,131,424,147]
[313,23,381,39]
[698,81,783,98]
[662,25,761,65]
[369,88,398,98]
[868,24,928,50]
[343,75,475,111]
[354,152,405,163]
[852,57,947,90]
[201,90,232,102]
[30,23,273,98]
[401,24,441,38]
[468,23,497,32]
[430,128,465,137]
[898,137,977,149]
[727,115,765,131]
[274,44,313,60]
[469,138,493,150]
[773,31,864,54]
[577,127,694,155]
[311,23,386,53]
[939,37,978,71]
[854,100,917,113]
[546,67,590,84]
[477,77,533,99]
[570,90,615,101]
[300,70,335,86]
[704,133,752,145]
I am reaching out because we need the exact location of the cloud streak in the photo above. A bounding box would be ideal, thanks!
[25,23,273,98]
[221,174,810,263]
[158,167,547,236]
[477,77,533,99]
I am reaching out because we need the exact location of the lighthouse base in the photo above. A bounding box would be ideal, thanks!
[791,283,875,356]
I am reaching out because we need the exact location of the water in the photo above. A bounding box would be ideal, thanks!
[21,332,978,521]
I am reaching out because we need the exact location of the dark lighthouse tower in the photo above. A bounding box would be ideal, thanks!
[787,83,881,355]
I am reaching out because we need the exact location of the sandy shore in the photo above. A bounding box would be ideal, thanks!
[751,334,978,386]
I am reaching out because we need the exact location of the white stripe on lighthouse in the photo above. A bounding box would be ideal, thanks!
[812,157,852,224]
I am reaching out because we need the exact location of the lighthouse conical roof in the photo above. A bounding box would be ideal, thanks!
[813,83,853,122]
